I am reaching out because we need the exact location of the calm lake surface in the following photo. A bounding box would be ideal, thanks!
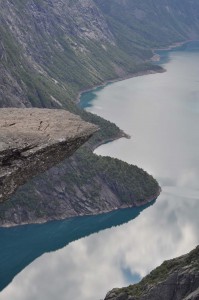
[1,42,199,300]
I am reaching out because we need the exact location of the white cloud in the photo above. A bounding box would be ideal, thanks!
[1,190,199,300]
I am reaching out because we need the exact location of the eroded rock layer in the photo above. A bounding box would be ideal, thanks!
[0,108,97,202]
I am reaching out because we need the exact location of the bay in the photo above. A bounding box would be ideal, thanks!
[1,42,199,300]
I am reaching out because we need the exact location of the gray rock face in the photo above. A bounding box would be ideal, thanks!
[0,108,97,202]
[105,246,199,300]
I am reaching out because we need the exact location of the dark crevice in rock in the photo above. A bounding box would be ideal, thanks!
[0,108,97,202]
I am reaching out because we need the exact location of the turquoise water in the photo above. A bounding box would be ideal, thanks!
[0,203,152,292]
[1,42,199,300]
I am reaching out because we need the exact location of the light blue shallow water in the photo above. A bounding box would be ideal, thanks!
[1,42,199,300]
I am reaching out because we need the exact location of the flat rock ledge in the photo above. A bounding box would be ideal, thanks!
[0,108,97,202]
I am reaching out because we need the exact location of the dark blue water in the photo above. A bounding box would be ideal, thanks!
[0,202,153,292]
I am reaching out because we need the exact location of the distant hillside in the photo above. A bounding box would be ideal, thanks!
[95,0,199,49]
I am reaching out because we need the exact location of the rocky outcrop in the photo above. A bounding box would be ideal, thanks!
[104,246,199,300]
[0,108,97,202]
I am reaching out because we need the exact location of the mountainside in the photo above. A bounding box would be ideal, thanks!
[2,0,199,109]
[0,151,160,226]
[95,0,199,47]
[0,0,164,108]
[105,246,199,300]
[1,0,199,225]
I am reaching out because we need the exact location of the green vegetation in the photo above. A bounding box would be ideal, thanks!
[0,0,167,108]
[1,0,199,109]
[95,0,199,48]
[63,147,158,203]
[112,246,199,298]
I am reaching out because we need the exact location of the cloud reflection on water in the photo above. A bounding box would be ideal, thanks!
[1,190,198,300]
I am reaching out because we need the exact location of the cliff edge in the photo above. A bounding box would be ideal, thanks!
[105,246,199,300]
[0,108,97,202]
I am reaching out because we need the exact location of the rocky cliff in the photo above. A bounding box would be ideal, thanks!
[105,246,199,300]
[0,108,97,202]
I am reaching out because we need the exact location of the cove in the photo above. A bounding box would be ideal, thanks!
[0,202,152,292]
[1,41,199,300]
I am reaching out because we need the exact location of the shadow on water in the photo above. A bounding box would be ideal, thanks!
[79,87,100,109]
[0,200,155,291]
[79,83,112,109]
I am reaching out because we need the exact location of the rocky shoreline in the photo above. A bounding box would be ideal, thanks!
[77,67,165,105]
[1,187,161,228]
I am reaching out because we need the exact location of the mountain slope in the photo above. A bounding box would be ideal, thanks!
[95,0,199,48]
[0,0,159,108]
[105,246,199,300]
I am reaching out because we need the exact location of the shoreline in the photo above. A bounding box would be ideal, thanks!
[0,131,160,228]
[77,39,195,105]
[154,39,193,51]
[76,68,165,105]
[151,39,196,61]
[0,188,161,228]
[90,130,131,152]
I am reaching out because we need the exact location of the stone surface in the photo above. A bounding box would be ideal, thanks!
[0,108,97,202]
[104,246,199,300]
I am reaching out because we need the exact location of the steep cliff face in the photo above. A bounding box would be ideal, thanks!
[0,108,97,202]
[105,246,199,300]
